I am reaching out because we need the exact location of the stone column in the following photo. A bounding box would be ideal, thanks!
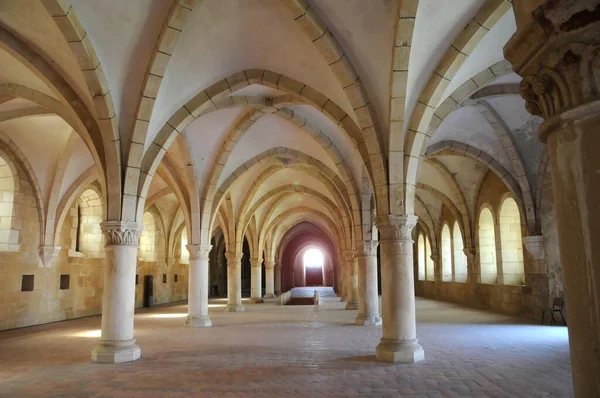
[464,247,479,303]
[339,256,347,301]
[274,263,282,295]
[374,215,424,363]
[505,4,600,395]
[463,247,477,285]
[430,253,441,299]
[345,250,359,310]
[355,240,382,326]
[185,244,212,327]
[224,252,244,312]
[264,261,275,298]
[249,258,263,303]
[91,221,143,363]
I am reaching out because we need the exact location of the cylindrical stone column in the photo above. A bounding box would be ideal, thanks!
[345,250,359,310]
[339,257,347,301]
[355,240,381,326]
[504,6,600,394]
[375,215,424,363]
[225,252,244,312]
[249,258,263,303]
[185,244,212,327]
[264,261,275,298]
[274,264,282,295]
[91,221,143,364]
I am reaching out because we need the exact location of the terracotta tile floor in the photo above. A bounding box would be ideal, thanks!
[0,296,573,397]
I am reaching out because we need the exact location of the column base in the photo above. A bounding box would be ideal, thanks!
[355,313,382,326]
[339,296,347,302]
[264,293,276,299]
[375,338,424,363]
[249,298,264,304]
[345,301,359,310]
[225,303,245,312]
[184,315,212,327]
[91,340,141,364]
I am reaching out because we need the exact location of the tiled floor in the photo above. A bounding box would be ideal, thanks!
[0,293,573,397]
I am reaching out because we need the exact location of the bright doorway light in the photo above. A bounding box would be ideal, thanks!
[304,248,324,268]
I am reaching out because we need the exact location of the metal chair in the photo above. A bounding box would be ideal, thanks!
[541,298,567,326]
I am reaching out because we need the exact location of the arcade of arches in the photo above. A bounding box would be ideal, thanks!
[0,1,598,396]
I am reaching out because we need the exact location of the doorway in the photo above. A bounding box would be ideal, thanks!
[304,248,324,287]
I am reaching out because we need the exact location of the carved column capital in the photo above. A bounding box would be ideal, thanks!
[343,249,355,263]
[187,244,212,260]
[249,258,262,268]
[101,221,143,246]
[375,215,418,242]
[355,240,378,257]
[225,252,243,265]
[504,2,600,139]
[522,235,546,260]
[463,247,476,262]
[39,245,61,268]
[264,261,275,269]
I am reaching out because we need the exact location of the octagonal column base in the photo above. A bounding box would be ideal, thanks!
[225,304,245,312]
[376,339,424,363]
[91,340,141,364]
[184,315,212,328]
[355,314,382,326]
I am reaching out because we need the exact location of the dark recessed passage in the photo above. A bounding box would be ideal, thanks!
[21,275,34,292]
[60,274,70,290]
[136,274,139,285]
[162,274,167,283]
[174,274,178,283]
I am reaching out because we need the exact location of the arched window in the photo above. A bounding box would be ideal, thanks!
[441,224,452,282]
[453,221,468,283]
[425,237,434,281]
[499,198,525,285]
[417,234,425,281]
[180,228,189,264]
[139,211,156,262]
[0,156,19,251]
[73,188,103,258]
[478,207,497,283]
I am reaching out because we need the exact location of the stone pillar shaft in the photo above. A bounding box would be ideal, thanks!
[339,257,347,301]
[504,3,600,394]
[274,265,281,295]
[375,215,424,363]
[264,261,275,298]
[345,251,359,310]
[91,221,143,364]
[356,241,381,326]
[225,252,244,312]
[185,244,212,327]
[249,258,263,303]
[544,108,600,395]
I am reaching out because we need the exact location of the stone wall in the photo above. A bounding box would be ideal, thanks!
[0,174,189,331]
[414,170,559,320]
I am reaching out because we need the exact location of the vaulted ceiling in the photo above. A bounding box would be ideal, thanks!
[0,0,545,258]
